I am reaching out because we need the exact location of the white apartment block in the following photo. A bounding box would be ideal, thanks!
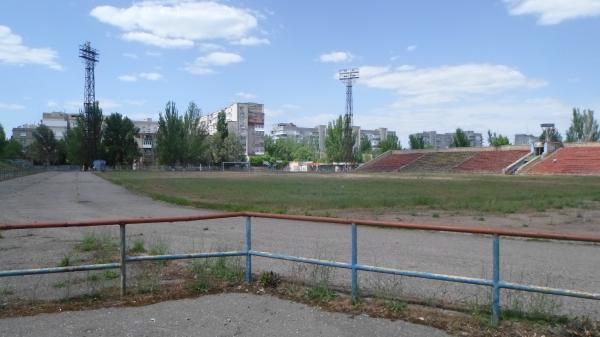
[200,102,265,156]
[41,112,79,140]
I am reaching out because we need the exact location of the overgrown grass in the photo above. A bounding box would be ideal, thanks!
[77,232,118,263]
[99,172,600,215]
[128,238,146,254]
[189,256,244,293]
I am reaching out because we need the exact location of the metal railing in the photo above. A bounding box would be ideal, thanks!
[1,212,599,325]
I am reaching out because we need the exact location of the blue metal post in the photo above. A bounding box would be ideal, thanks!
[351,223,358,302]
[245,216,252,283]
[491,235,501,326]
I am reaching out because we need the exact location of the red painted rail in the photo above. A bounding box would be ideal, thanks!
[2,211,600,243]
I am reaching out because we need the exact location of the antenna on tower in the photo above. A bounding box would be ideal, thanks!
[338,68,359,126]
[79,41,99,110]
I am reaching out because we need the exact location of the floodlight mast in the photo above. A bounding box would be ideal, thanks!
[338,68,359,126]
[79,41,99,110]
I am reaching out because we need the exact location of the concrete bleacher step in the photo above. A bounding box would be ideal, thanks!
[399,152,475,173]
[527,146,600,175]
[455,150,530,174]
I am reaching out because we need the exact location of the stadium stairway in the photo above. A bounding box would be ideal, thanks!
[524,145,600,175]
[455,149,530,174]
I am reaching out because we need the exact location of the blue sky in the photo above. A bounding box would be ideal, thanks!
[1,0,599,145]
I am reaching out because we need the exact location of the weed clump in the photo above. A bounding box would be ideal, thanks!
[128,238,146,254]
[258,271,281,288]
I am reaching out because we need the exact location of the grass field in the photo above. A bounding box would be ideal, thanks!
[99,171,600,215]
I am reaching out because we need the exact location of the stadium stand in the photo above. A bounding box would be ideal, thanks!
[358,152,424,172]
[455,150,530,173]
[526,145,600,175]
[400,152,475,173]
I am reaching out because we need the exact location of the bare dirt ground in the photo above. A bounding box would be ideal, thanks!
[338,207,600,236]
[0,172,599,320]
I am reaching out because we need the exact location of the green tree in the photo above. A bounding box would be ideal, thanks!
[292,143,316,161]
[0,123,6,157]
[83,102,104,166]
[156,101,184,166]
[216,110,228,139]
[209,132,244,164]
[102,113,140,167]
[264,135,275,157]
[451,128,471,147]
[64,120,86,165]
[30,125,58,165]
[379,133,400,152]
[182,102,208,165]
[325,115,357,162]
[272,138,297,161]
[3,139,23,159]
[539,127,562,142]
[566,108,599,143]
[360,134,372,153]
[487,130,510,147]
[409,134,425,150]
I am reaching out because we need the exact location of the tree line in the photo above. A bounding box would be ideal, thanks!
[0,100,245,168]
[1,106,598,166]
[154,101,244,166]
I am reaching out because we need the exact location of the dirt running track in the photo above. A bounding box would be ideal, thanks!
[0,172,599,320]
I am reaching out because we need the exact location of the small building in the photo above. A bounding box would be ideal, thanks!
[514,134,537,146]
[132,118,159,166]
[11,124,37,148]
[41,112,78,140]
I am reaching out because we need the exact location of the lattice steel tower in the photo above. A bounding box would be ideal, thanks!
[79,41,99,110]
[338,68,359,126]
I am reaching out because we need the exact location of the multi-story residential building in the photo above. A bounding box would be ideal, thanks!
[271,123,396,156]
[411,130,483,149]
[514,134,538,146]
[132,118,159,165]
[360,128,396,149]
[11,124,37,148]
[200,102,265,157]
[41,112,78,140]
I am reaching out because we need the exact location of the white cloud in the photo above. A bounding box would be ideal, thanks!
[118,74,138,82]
[236,92,257,100]
[505,0,600,25]
[0,102,25,110]
[122,52,139,59]
[118,72,162,82]
[231,36,270,46]
[123,31,194,48]
[185,51,243,75]
[0,25,62,70]
[138,72,162,80]
[90,1,261,48]
[146,51,162,57]
[319,51,354,63]
[406,45,417,52]
[46,100,58,108]
[198,43,224,52]
[359,63,546,107]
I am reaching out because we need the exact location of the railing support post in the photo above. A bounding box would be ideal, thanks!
[491,235,501,326]
[245,216,252,283]
[120,224,127,297]
[351,223,358,302]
